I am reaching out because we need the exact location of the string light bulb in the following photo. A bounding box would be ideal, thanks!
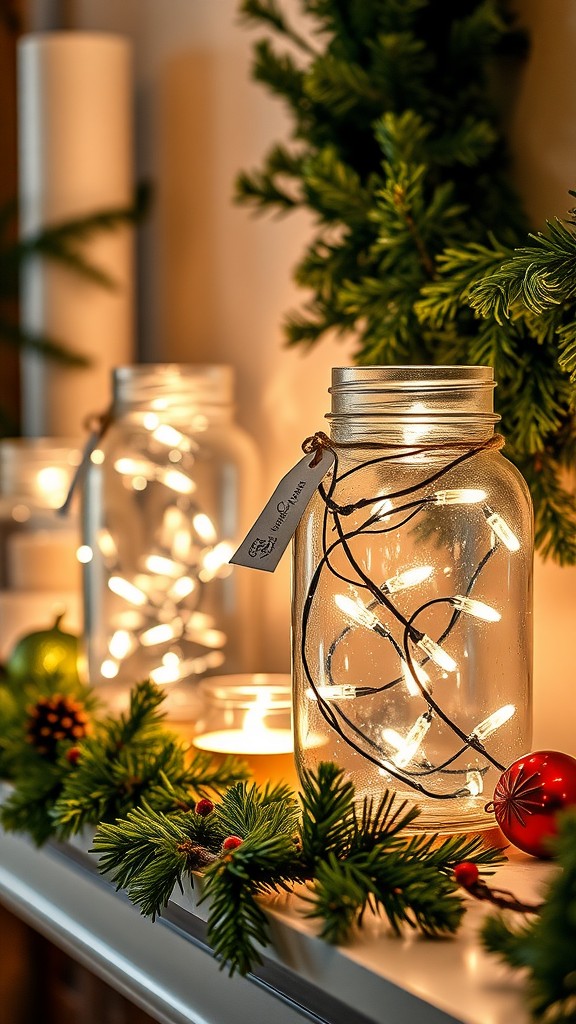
[432,488,486,506]
[451,595,501,622]
[416,633,457,672]
[334,593,389,636]
[383,565,434,594]
[483,506,521,552]
[470,704,515,742]
[384,712,433,768]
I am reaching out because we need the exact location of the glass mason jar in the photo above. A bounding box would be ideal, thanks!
[0,438,82,656]
[81,364,259,699]
[292,366,533,833]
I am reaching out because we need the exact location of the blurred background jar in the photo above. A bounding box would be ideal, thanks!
[0,438,82,658]
[81,364,260,709]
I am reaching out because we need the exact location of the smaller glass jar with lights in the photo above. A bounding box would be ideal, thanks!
[80,364,259,703]
[0,438,82,657]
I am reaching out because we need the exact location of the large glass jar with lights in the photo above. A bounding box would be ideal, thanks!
[81,364,259,704]
[292,366,533,833]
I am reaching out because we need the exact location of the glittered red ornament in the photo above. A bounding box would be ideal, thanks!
[491,750,576,858]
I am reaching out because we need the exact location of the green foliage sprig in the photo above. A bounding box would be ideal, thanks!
[94,761,505,976]
[481,810,576,1024]
[0,675,247,846]
[236,0,576,564]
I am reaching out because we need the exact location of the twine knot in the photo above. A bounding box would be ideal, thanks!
[302,431,333,466]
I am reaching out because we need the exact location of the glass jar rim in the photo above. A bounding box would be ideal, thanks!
[200,673,292,710]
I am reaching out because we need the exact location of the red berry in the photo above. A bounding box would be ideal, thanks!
[454,861,479,889]
[222,835,243,851]
[66,746,81,766]
[195,798,215,817]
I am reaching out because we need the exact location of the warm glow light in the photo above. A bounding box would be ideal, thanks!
[335,592,382,631]
[465,770,483,796]
[199,541,234,581]
[144,554,183,578]
[109,629,134,659]
[470,703,515,742]
[384,713,432,768]
[193,512,217,544]
[140,621,182,646]
[108,576,148,606]
[433,489,487,506]
[151,424,189,449]
[483,508,521,552]
[114,457,154,477]
[306,684,358,701]
[76,544,93,564]
[371,498,393,520]
[156,468,195,494]
[150,662,181,684]
[97,529,117,560]
[404,402,430,444]
[37,466,70,507]
[168,577,196,601]
[383,565,434,594]
[401,659,431,697]
[416,633,457,672]
[101,658,119,679]
[451,595,501,622]
[90,448,105,465]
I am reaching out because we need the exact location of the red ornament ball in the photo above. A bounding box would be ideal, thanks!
[492,750,576,858]
[222,835,243,852]
[453,861,479,889]
[66,746,82,766]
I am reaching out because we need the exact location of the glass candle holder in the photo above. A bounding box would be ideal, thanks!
[192,674,296,788]
[0,438,82,656]
[81,364,259,698]
[292,366,533,834]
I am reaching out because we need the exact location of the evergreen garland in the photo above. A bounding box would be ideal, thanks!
[236,0,575,564]
[94,761,504,976]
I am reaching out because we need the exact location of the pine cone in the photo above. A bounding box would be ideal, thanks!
[26,694,89,758]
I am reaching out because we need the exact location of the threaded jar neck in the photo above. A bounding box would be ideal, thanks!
[112,364,235,421]
[327,366,499,444]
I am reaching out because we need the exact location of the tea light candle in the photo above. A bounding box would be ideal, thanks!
[191,674,299,789]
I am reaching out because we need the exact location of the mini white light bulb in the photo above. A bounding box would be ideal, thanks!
[383,565,434,594]
[156,468,196,494]
[483,507,521,552]
[385,713,432,768]
[416,633,457,672]
[451,595,501,622]
[140,621,182,647]
[151,424,190,450]
[335,593,383,632]
[465,770,483,797]
[144,554,183,578]
[109,629,134,660]
[371,498,393,520]
[470,703,515,742]
[108,576,148,606]
[401,659,431,697]
[306,684,358,701]
[433,489,487,506]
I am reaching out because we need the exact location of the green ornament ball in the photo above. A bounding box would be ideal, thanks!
[5,613,80,684]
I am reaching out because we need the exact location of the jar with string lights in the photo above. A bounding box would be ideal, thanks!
[292,366,533,834]
[80,364,259,705]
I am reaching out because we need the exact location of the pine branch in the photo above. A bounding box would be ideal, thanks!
[481,810,576,1023]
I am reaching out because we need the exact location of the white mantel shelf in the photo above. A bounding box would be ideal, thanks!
[0,824,549,1024]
